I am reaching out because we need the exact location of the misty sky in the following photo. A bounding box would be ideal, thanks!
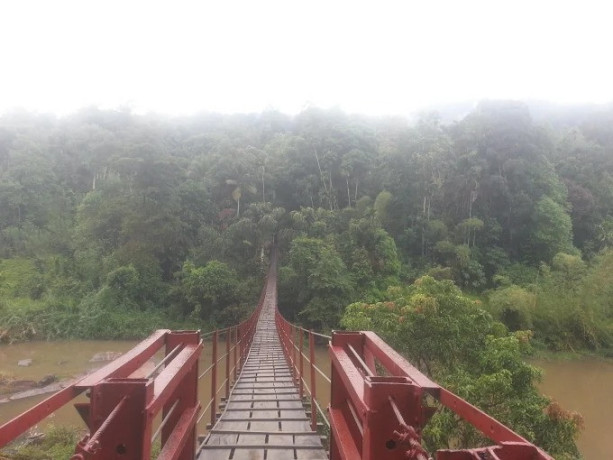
[1,0,611,116]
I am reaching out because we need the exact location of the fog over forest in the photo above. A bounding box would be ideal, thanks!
[4,100,613,457]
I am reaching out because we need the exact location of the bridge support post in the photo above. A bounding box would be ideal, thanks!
[72,380,151,459]
[225,329,231,399]
[299,329,304,398]
[291,325,297,383]
[328,331,431,460]
[159,331,200,460]
[232,326,238,382]
[210,330,218,429]
[309,330,317,432]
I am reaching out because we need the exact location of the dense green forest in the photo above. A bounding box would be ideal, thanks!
[1,101,612,456]
[1,101,612,348]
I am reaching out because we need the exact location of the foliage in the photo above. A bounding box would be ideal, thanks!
[282,237,353,329]
[0,103,611,353]
[175,260,241,321]
[488,285,537,331]
[488,252,613,351]
[0,299,190,342]
[531,196,574,262]
[0,425,81,460]
[341,276,582,458]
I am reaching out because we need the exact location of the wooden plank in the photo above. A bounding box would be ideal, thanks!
[245,421,279,431]
[198,275,327,460]
[295,449,330,459]
[196,448,231,460]
[205,421,246,447]
[279,400,305,409]
[213,421,249,431]
[236,433,266,444]
[280,421,313,431]
[230,451,266,460]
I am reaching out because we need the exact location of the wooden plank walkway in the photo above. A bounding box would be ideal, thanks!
[197,278,328,459]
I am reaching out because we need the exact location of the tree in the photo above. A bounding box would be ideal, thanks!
[341,276,582,457]
[531,196,573,262]
[177,260,240,320]
[282,237,353,329]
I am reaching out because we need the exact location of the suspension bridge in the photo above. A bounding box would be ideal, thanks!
[0,254,553,459]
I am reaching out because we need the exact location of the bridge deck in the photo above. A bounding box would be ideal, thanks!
[197,279,327,459]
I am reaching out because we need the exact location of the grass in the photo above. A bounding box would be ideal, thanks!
[528,346,613,362]
[0,425,83,460]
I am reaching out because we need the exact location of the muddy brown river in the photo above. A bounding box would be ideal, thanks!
[0,341,609,458]
[533,358,613,459]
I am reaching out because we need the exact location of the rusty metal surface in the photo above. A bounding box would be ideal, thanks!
[76,329,170,388]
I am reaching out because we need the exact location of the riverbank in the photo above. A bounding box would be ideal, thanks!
[0,302,198,344]
[530,346,613,362]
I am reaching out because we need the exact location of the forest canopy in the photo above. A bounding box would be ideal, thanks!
[0,101,612,351]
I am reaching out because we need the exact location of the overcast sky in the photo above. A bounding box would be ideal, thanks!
[1,0,611,116]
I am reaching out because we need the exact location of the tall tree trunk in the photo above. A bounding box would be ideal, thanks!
[313,148,332,210]
[468,193,473,218]
[346,177,351,208]
[421,224,426,257]
[329,171,334,210]
[261,166,266,203]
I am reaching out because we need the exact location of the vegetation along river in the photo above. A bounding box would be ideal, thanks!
[1,341,610,459]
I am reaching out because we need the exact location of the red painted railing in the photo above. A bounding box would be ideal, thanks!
[0,329,202,460]
[273,319,554,460]
[327,331,553,460]
[275,309,332,432]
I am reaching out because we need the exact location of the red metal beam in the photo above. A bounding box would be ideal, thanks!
[326,330,554,460]
[148,343,202,416]
[72,379,152,460]
[329,406,362,460]
[362,331,439,391]
[329,333,368,416]
[76,329,169,388]
[156,405,201,460]
[439,388,527,444]
[0,385,82,447]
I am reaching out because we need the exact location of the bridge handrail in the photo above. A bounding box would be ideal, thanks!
[327,330,554,460]
[0,329,203,459]
[274,308,331,433]
[195,261,272,429]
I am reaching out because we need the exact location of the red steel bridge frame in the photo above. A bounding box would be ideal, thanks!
[0,264,553,459]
